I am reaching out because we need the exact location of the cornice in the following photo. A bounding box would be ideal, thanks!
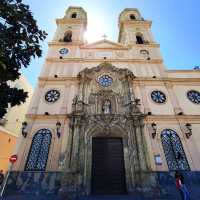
[45,57,163,64]
[129,43,160,48]
[80,39,127,50]
[133,77,200,83]
[37,76,200,85]
[38,77,78,82]
[56,18,87,26]
[48,41,160,48]
[133,78,200,86]
[26,113,200,123]
[48,41,84,46]
[120,20,152,28]
[80,47,128,50]
[167,70,200,73]
[144,115,200,123]
[26,114,68,120]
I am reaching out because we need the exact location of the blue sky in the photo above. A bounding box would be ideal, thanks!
[23,0,200,86]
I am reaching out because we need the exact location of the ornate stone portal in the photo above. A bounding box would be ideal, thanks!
[61,62,150,195]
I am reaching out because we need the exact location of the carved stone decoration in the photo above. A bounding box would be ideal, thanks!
[102,99,112,114]
[62,62,150,196]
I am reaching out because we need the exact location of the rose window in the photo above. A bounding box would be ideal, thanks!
[45,90,60,103]
[151,90,166,103]
[187,90,200,104]
[98,75,113,87]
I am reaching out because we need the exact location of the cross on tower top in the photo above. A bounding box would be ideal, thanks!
[102,34,107,40]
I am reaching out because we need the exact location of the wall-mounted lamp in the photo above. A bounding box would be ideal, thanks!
[22,121,28,138]
[151,122,157,139]
[56,121,61,138]
[185,123,192,139]
[135,98,141,105]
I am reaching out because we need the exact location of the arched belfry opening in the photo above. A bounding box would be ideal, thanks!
[136,33,144,44]
[62,62,150,195]
[63,30,72,42]
[130,14,136,20]
[71,12,77,18]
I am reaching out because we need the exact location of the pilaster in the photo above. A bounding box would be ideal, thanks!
[165,82,183,114]
[139,82,151,114]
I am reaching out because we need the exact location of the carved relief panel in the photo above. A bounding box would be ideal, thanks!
[73,62,136,115]
[63,62,150,195]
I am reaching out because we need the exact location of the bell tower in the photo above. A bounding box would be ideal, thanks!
[52,6,87,44]
[118,8,154,46]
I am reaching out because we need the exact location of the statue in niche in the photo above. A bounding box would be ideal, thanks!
[102,99,112,114]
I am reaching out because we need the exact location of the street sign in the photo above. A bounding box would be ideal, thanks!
[9,154,17,164]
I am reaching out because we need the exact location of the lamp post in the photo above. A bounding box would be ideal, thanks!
[185,123,192,139]
[21,121,28,138]
[56,121,61,138]
[151,122,157,139]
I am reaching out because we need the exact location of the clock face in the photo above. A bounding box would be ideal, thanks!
[59,48,69,55]
[187,90,200,104]
[151,90,166,104]
[45,90,60,103]
[98,74,113,87]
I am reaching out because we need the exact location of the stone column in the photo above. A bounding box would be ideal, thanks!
[134,117,148,171]
[165,82,183,114]
[70,117,82,172]
[78,78,85,101]
[64,117,74,170]
[128,119,140,188]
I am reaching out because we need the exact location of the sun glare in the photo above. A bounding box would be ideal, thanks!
[84,16,106,43]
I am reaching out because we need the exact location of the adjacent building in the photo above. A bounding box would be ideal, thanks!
[0,76,33,174]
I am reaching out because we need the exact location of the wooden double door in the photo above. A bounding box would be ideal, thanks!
[91,137,126,194]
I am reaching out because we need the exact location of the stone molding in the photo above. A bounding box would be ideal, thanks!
[120,20,152,28]
[38,76,200,84]
[45,57,163,63]
[56,18,87,26]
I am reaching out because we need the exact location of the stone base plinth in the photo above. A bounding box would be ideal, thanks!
[1,171,200,200]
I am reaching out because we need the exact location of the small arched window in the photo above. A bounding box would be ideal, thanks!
[161,129,190,171]
[130,14,136,20]
[71,12,77,18]
[63,30,72,42]
[136,33,144,44]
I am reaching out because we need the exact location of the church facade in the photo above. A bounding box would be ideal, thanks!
[12,6,200,196]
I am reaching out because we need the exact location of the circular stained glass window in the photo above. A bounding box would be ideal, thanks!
[98,75,113,87]
[45,90,60,103]
[59,48,69,55]
[187,90,200,104]
[151,90,166,104]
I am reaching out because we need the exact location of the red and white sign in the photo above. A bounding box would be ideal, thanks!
[9,154,18,164]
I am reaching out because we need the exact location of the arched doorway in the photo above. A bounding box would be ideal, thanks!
[91,137,126,194]
[25,129,52,171]
[161,129,190,171]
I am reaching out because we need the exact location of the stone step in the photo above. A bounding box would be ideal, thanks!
[0,194,180,200]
